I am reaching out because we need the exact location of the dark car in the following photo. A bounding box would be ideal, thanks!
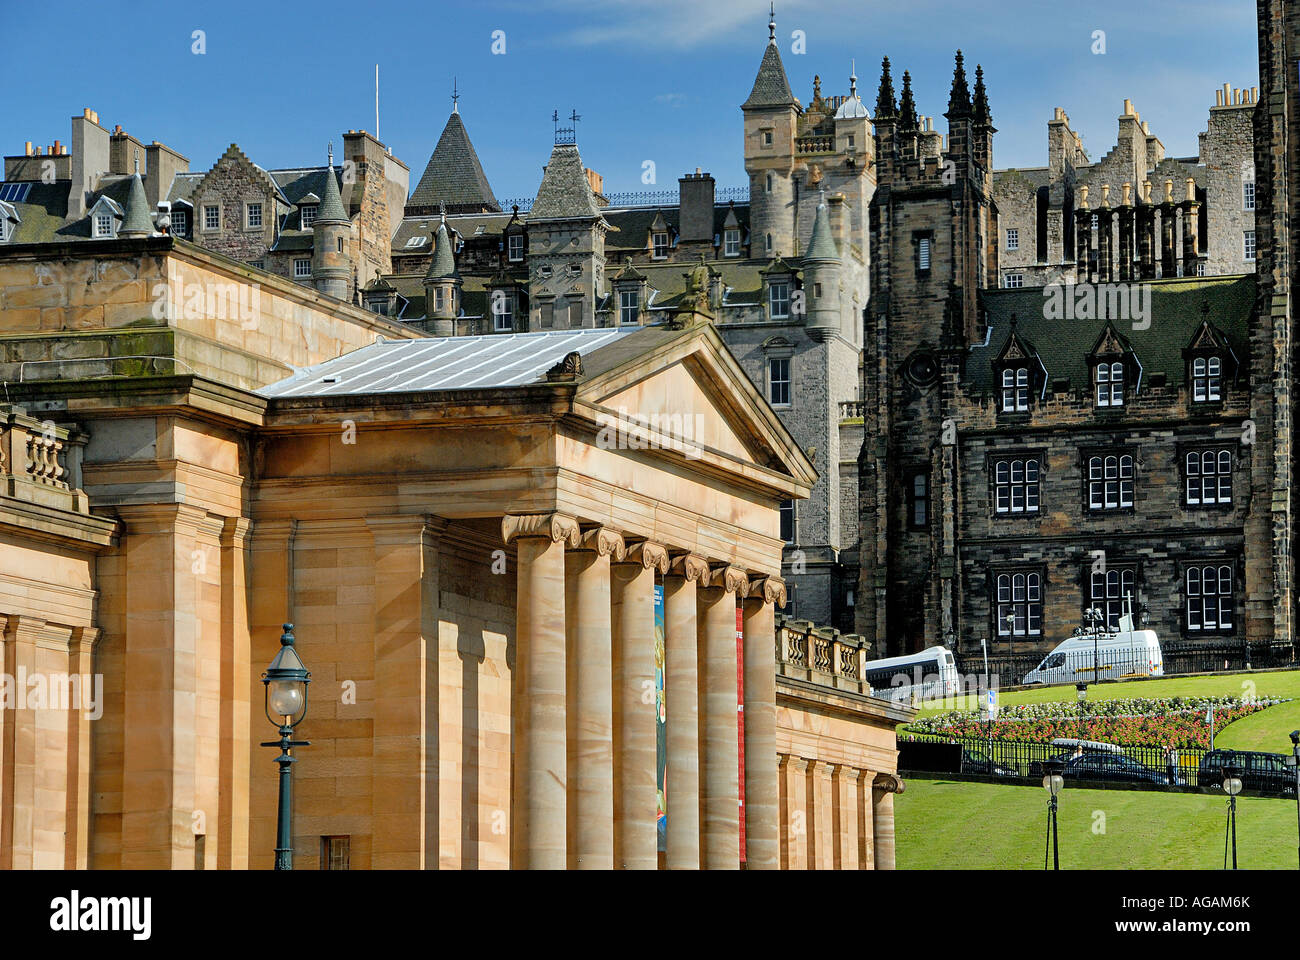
[1199,750,1297,795]
[1033,749,1170,785]
[961,746,1018,778]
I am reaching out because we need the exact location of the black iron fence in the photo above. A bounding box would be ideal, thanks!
[899,734,1298,794]
[956,641,1298,690]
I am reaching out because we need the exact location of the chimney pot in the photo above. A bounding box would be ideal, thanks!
[1251,86,1258,103]
[1123,98,1132,115]
[83,107,92,118]
[1216,90,1223,107]
[24,141,32,156]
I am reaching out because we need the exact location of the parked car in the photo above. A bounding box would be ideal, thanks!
[1032,749,1170,785]
[961,746,1018,778]
[1199,750,1297,796]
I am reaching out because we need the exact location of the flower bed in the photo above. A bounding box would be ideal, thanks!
[904,695,1290,749]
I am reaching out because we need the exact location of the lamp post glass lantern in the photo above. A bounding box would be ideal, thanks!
[1042,759,1064,870]
[261,623,311,870]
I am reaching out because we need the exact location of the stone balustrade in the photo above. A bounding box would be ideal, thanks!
[0,404,88,513]
[776,614,873,696]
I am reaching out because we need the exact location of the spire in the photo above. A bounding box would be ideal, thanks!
[743,7,797,110]
[875,56,897,119]
[850,59,857,99]
[316,142,348,224]
[835,59,870,119]
[408,108,500,215]
[768,2,776,44]
[426,210,458,280]
[530,139,600,220]
[119,168,153,238]
[973,64,993,127]
[947,50,972,117]
[898,70,919,131]
[804,190,840,262]
[452,77,459,114]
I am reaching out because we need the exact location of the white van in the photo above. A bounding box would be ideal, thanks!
[862,645,960,704]
[1021,617,1164,686]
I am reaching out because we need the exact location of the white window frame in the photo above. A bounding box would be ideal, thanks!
[1006,227,1019,251]
[724,228,741,257]
[246,202,263,229]
[171,209,189,237]
[1003,273,1024,289]
[652,232,670,260]
[94,213,114,238]
[1186,449,1232,506]
[618,288,639,325]
[768,281,790,319]
[507,233,524,262]
[1089,568,1135,631]
[768,356,791,406]
[293,258,312,278]
[1244,230,1256,261]
[1000,367,1030,412]
[1186,564,1234,633]
[300,204,318,229]
[779,499,796,542]
[1088,454,1134,510]
[1243,180,1255,211]
[995,571,1043,637]
[203,205,220,231]
[917,236,932,271]
[1191,356,1222,402]
[994,458,1040,514]
[1095,361,1124,407]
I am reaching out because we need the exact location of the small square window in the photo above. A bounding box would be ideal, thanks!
[1003,273,1024,288]
[293,258,312,278]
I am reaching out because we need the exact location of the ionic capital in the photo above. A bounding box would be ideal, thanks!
[667,552,710,582]
[621,539,670,573]
[577,525,626,561]
[747,575,787,608]
[872,772,905,795]
[501,512,581,548]
[709,563,750,596]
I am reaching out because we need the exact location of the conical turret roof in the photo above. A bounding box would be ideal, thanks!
[426,215,459,280]
[530,142,600,220]
[119,173,153,237]
[804,193,840,262]
[316,150,348,224]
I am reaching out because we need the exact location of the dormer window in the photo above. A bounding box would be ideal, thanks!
[94,213,114,238]
[768,281,790,319]
[1001,367,1030,412]
[171,209,189,237]
[1095,361,1124,407]
[507,233,524,262]
[724,228,741,257]
[300,204,318,228]
[652,232,670,259]
[1192,356,1222,402]
[619,288,639,325]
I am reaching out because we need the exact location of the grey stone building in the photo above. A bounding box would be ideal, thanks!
[993,89,1258,289]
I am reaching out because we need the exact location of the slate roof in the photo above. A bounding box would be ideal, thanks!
[119,174,153,236]
[0,180,70,243]
[972,274,1255,395]
[530,143,601,220]
[603,204,750,253]
[316,160,348,223]
[743,42,798,110]
[408,111,500,214]
[804,196,839,261]
[427,220,458,279]
[259,326,642,397]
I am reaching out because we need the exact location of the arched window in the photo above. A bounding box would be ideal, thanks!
[1096,361,1124,407]
[1088,453,1134,509]
[1186,564,1234,632]
[1191,356,1221,402]
[995,570,1042,637]
[1185,448,1232,505]
[1001,367,1030,412]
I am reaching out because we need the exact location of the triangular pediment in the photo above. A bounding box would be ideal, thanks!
[1089,321,1129,358]
[576,325,816,496]
[1189,319,1225,352]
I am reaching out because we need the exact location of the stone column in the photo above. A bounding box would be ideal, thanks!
[217,517,251,870]
[0,615,44,868]
[664,552,708,869]
[742,576,783,870]
[368,515,443,869]
[857,769,876,869]
[699,564,746,869]
[503,512,580,870]
[564,526,624,869]
[872,772,904,870]
[833,764,860,870]
[64,626,99,870]
[778,754,808,870]
[611,540,667,869]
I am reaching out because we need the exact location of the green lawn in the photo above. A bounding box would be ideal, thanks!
[907,668,1300,755]
[896,778,1299,869]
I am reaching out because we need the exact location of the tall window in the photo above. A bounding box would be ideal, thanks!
[1186,449,1232,506]
[765,232,772,253]
[993,458,1040,514]
[768,356,790,405]
[779,500,795,543]
[1243,180,1255,211]
[765,173,774,193]
[768,281,790,319]
[1244,230,1256,261]
[1006,228,1019,251]
[1089,568,1135,631]
[1191,356,1222,402]
[507,234,524,261]
[917,236,932,272]
[1001,367,1029,412]
[171,209,189,237]
[1095,361,1124,407]
[293,258,311,278]
[300,204,318,228]
[1186,564,1234,633]
[492,290,514,331]
[619,288,639,325]
[995,571,1042,637]
[246,202,262,228]
[1088,454,1134,510]
[908,472,928,529]
[203,205,219,231]
[724,228,741,257]
[652,232,670,259]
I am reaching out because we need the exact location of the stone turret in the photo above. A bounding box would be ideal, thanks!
[423,208,461,336]
[743,4,800,258]
[311,144,352,301]
[802,191,841,340]
[118,153,153,239]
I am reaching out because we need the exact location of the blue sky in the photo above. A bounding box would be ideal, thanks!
[0,0,1260,200]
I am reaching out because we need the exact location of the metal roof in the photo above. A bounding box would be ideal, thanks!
[259,327,641,398]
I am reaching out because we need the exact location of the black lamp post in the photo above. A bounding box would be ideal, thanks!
[261,623,311,870]
[1083,606,1104,682]
[1042,758,1064,870]
[1222,753,1243,870]
[1288,731,1300,869]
